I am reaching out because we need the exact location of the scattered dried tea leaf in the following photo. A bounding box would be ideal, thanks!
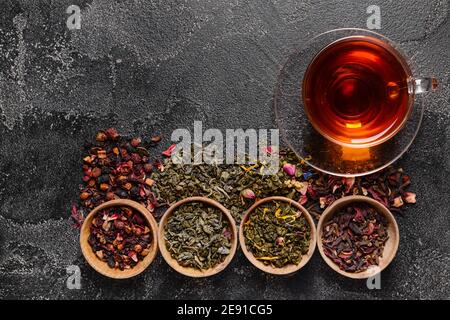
[152,146,417,222]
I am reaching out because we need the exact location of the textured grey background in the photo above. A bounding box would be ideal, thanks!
[0,0,449,299]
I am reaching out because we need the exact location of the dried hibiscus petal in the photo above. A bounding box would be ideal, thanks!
[162,144,176,157]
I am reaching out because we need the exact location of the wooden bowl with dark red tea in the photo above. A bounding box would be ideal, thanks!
[80,199,159,279]
[317,195,399,279]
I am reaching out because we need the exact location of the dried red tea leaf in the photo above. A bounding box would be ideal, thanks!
[71,204,84,229]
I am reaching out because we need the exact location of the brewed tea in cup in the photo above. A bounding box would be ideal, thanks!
[302,35,436,148]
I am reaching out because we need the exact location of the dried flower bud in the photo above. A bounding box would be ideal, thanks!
[143,163,153,173]
[133,226,142,236]
[105,127,119,140]
[96,131,107,142]
[100,183,109,191]
[123,207,133,217]
[403,192,416,204]
[275,237,285,246]
[283,163,296,176]
[106,192,115,200]
[114,220,125,230]
[130,137,141,147]
[80,192,90,200]
[92,167,102,178]
[241,189,255,199]
[141,248,150,256]
[134,244,143,253]
[131,153,141,164]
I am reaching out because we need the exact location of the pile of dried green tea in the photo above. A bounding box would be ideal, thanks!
[243,201,311,268]
[164,202,232,270]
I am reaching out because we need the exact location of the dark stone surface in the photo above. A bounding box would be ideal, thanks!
[0,0,449,299]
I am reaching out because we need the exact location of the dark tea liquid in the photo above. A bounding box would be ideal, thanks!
[303,36,411,147]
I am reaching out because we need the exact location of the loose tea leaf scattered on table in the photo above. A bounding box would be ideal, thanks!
[164,202,232,270]
[321,203,389,273]
[152,146,416,222]
[88,206,153,270]
[243,201,311,268]
[72,128,159,227]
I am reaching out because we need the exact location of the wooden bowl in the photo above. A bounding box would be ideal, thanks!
[239,196,317,275]
[317,195,399,279]
[158,196,238,277]
[80,199,159,279]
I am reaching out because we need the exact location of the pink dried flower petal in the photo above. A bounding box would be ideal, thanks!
[297,182,308,195]
[353,207,364,222]
[261,146,273,154]
[283,163,296,176]
[403,192,416,204]
[70,204,84,229]
[162,144,176,157]
[223,228,232,239]
[299,195,308,205]
[332,185,340,194]
[342,177,355,193]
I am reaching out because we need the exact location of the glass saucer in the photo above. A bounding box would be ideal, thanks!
[274,28,426,177]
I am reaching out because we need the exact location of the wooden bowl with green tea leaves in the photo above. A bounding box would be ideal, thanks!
[158,196,238,277]
[239,196,316,275]
[317,195,399,279]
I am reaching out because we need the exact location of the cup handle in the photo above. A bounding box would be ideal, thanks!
[414,77,438,94]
